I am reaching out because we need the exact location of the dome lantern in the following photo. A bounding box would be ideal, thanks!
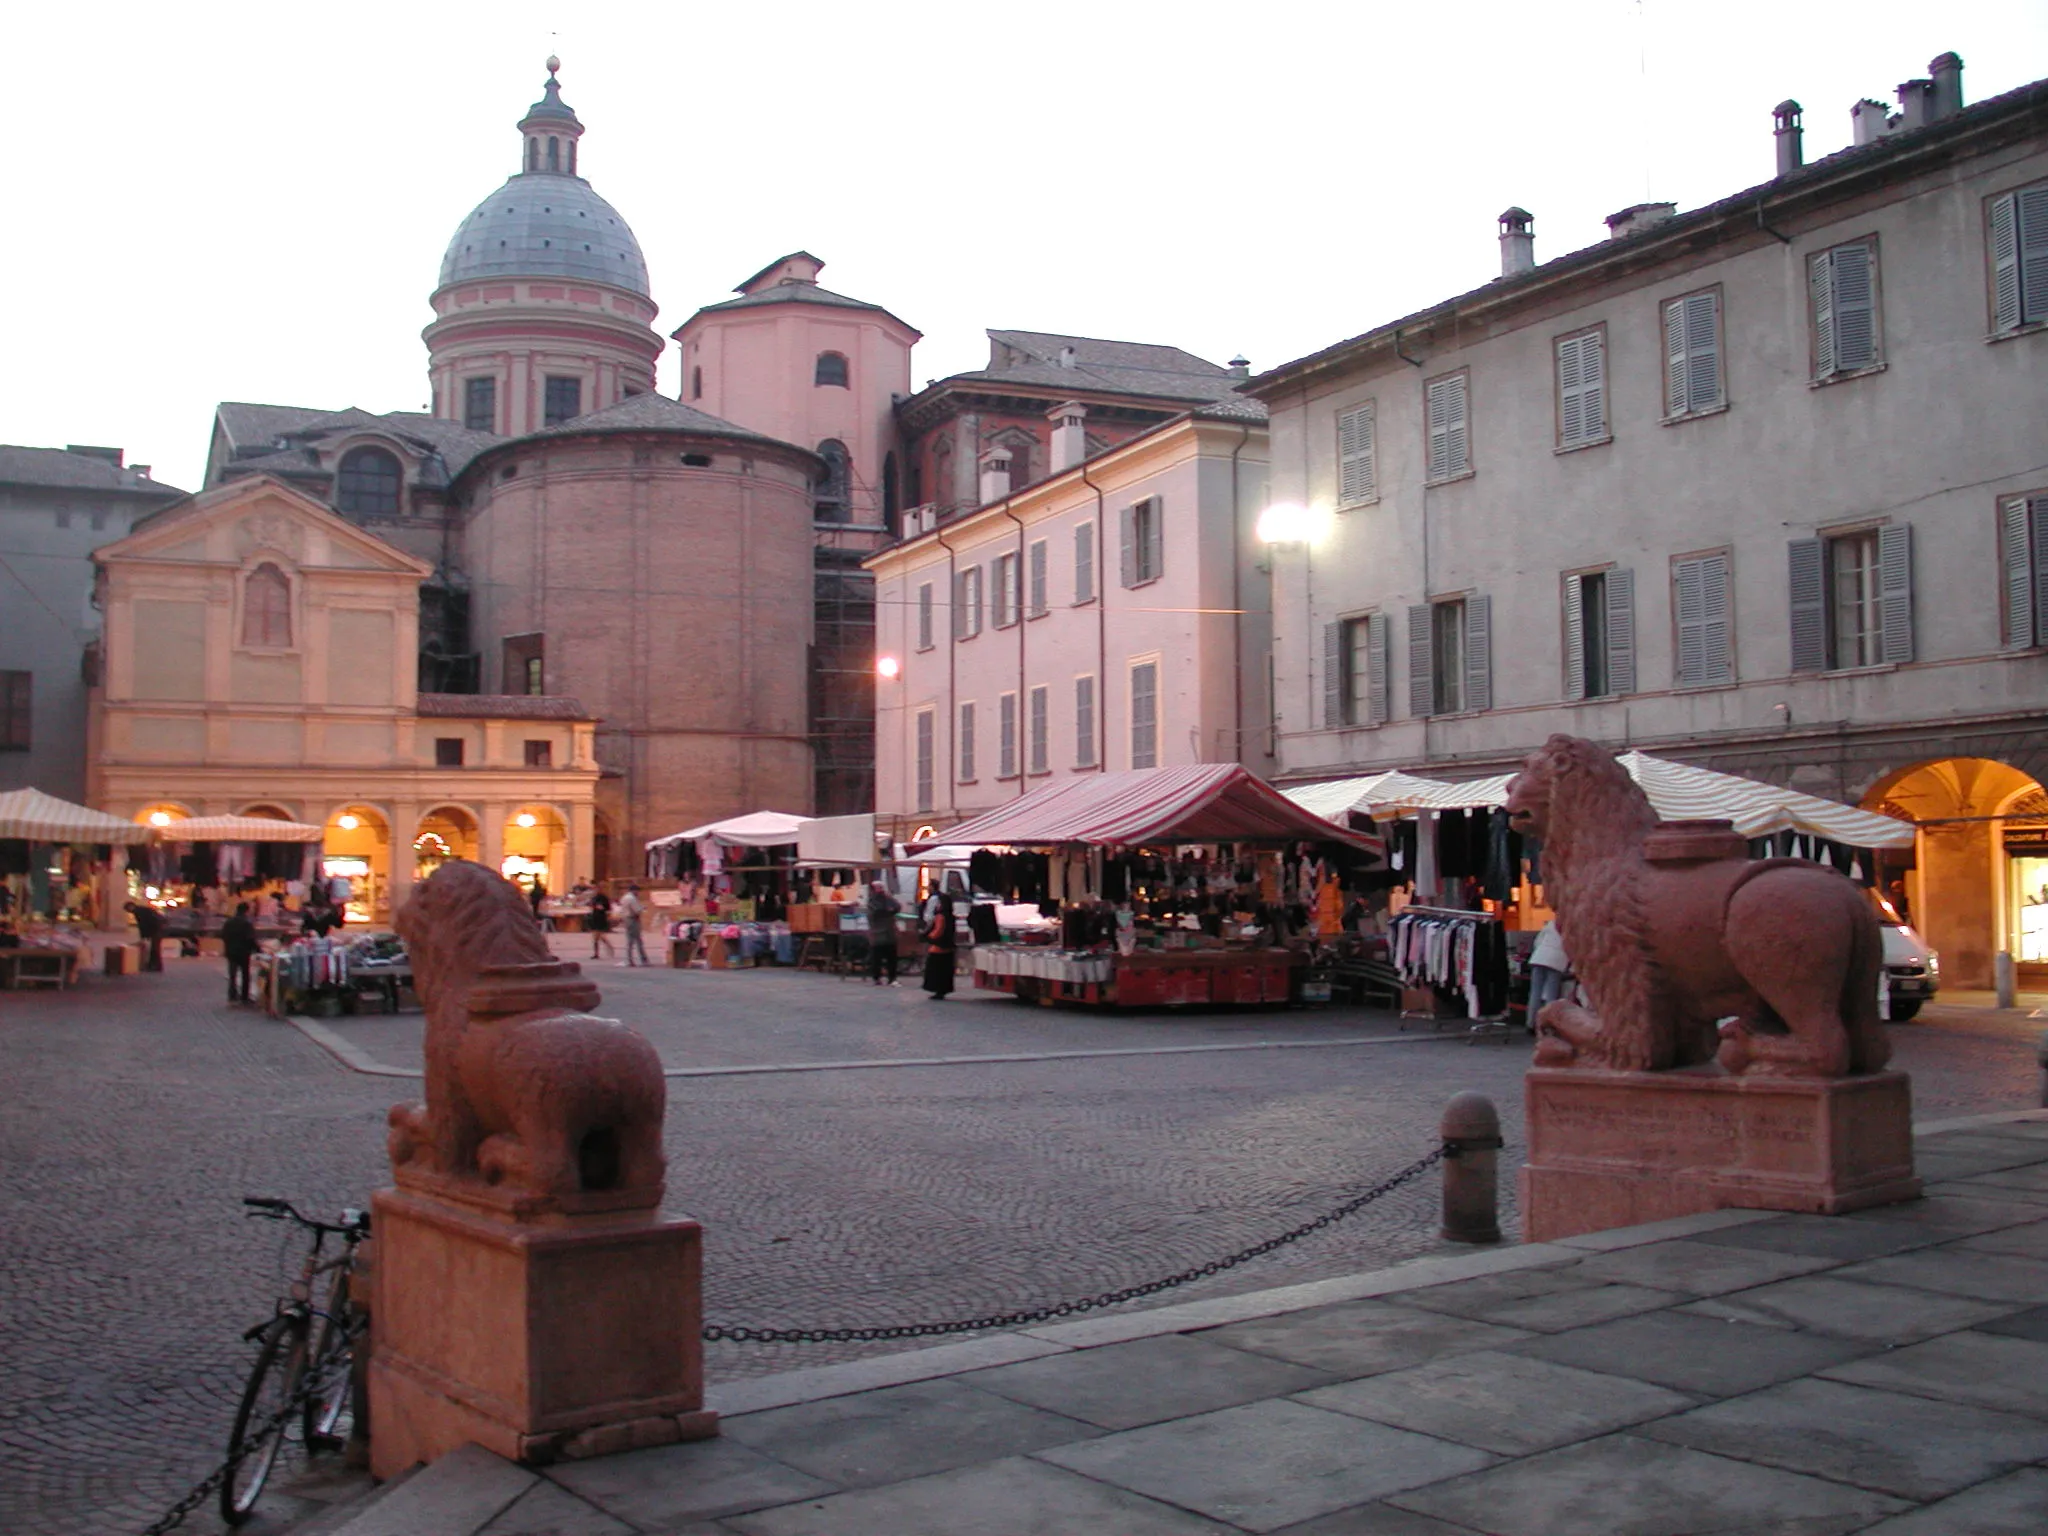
[518,57,584,177]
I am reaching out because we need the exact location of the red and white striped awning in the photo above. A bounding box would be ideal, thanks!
[907,765,1384,855]
[155,815,325,843]
[0,787,154,844]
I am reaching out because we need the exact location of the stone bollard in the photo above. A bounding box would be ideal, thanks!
[1440,1091,1503,1244]
[2036,1030,2048,1110]
[1997,951,2018,1011]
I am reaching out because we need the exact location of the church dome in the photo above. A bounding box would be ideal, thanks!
[437,176,650,296]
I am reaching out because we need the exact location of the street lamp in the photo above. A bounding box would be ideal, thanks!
[876,655,901,680]
[337,813,360,831]
[1255,502,1324,545]
[147,811,172,827]
[516,812,538,828]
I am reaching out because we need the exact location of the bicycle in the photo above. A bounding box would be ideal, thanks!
[221,1197,371,1526]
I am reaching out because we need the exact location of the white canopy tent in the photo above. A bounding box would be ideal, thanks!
[797,813,878,867]
[0,787,153,844]
[646,810,809,852]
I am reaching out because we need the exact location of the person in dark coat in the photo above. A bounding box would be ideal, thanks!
[127,901,164,972]
[588,887,616,960]
[864,881,901,985]
[221,901,259,1004]
[302,899,339,938]
[920,891,958,1000]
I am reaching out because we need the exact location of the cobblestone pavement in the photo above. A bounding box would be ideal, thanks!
[1,953,2038,1536]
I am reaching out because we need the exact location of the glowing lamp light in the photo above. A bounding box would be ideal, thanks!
[516,812,538,828]
[144,885,160,899]
[337,813,361,831]
[1255,502,1324,545]
[876,655,901,680]
[147,811,172,827]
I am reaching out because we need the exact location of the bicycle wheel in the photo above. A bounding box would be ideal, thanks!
[221,1317,307,1526]
[303,1274,354,1447]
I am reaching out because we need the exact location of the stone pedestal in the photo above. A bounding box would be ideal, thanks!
[1522,1067,1920,1243]
[368,1188,717,1478]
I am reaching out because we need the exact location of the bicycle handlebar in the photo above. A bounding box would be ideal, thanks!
[241,1196,370,1237]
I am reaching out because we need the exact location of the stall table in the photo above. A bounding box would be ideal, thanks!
[974,946,1302,1008]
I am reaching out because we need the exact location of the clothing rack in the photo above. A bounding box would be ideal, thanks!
[1389,905,1512,1029]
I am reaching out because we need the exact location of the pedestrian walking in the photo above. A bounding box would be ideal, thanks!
[1527,919,1570,1023]
[529,877,549,929]
[127,901,164,972]
[221,901,258,1005]
[588,886,616,960]
[619,883,648,967]
[865,880,901,986]
[921,892,957,1000]
[302,898,339,938]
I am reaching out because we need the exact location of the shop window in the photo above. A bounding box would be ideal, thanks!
[241,563,293,648]
[543,376,582,427]
[464,377,497,433]
[335,447,401,517]
[524,739,553,767]
[815,352,849,388]
[0,670,29,750]
[434,737,465,767]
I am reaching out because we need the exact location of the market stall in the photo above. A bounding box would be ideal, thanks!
[135,813,328,942]
[907,765,1383,1009]
[646,810,812,964]
[0,789,154,968]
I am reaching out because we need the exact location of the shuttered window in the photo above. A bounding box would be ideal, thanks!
[914,709,935,813]
[1811,240,1880,378]
[992,553,1019,628]
[1322,615,1389,727]
[1405,597,1489,716]
[1424,371,1470,483]
[1555,330,1608,449]
[1074,675,1097,767]
[1673,553,1734,686]
[1129,660,1159,768]
[1563,568,1635,700]
[1662,289,1724,417]
[954,566,983,639]
[1120,499,1164,586]
[1789,526,1914,671]
[1337,403,1377,504]
[0,671,29,751]
[1990,182,2048,335]
[1999,494,2048,649]
[1027,540,1048,617]
[1074,522,1096,603]
[916,583,934,651]
[1029,686,1050,773]
[998,692,1019,778]
[958,701,976,781]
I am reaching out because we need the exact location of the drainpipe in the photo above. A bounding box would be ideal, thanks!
[1228,420,1252,766]
[933,524,960,822]
[1079,458,1109,772]
[998,501,1029,798]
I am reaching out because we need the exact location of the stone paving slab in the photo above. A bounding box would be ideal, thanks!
[1503,1309,1878,1397]
[1198,1299,1534,1378]
[1854,1466,2048,1534]
[1821,1329,2048,1417]
[1672,1272,2024,1343]
[1388,1267,1682,1333]
[1833,1246,2048,1302]
[543,1437,834,1527]
[1563,1237,1839,1295]
[957,1332,1336,1430]
[1683,1211,1946,1261]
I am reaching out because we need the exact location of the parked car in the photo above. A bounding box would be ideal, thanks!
[1870,890,1939,1021]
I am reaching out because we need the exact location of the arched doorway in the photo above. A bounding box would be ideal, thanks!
[236,802,296,821]
[322,804,391,924]
[501,804,568,899]
[414,805,479,880]
[1862,758,2048,988]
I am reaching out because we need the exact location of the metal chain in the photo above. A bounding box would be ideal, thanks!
[139,1316,364,1536]
[704,1145,1448,1345]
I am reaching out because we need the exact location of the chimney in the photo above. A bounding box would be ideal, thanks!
[1227,355,1251,379]
[1498,207,1535,276]
[1773,100,1804,177]
[1057,345,1077,369]
[1604,202,1676,240]
[1851,98,1893,145]
[978,446,1012,505]
[1896,77,1936,132]
[131,465,152,480]
[1047,401,1089,473]
[1929,52,1964,120]
[65,444,124,466]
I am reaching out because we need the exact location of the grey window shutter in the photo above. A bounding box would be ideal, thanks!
[1663,298,1689,415]
[2022,186,2048,326]
[1582,330,1605,440]
[1992,193,2022,334]
[1810,250,1836,378]
[1605,567,1637,695]
[1788,538,1827,672]
[1074,521,1094,602]
[1700,553,1732,684]
[1426,376,1466,481]
[1323,621,1344,727]
[1833,242,1876,371]
[2002,496,2035,649]
[1444,375,1469,476]
[1878,523,1914,665]
[1407,604,1434,718]
[1144,499,1164,581]
[1557,336,1584,446]
[951,571,966,639]
[1119,505,1136,588]
[1464,594,1492,712]
[1562,574,1586,701]
[1674,559,1706,685]
[2033,497,2048,648]
[1028,541,1046,616]
[1366,613,1391,726]
[1338,405,1376,503]
[1685,292,1720,410]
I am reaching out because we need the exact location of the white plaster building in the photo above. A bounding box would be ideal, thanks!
[866,403,1270,836]
[1245,55,2048,987]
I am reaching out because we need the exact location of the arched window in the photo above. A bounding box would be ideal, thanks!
[242,563,292,648]
[882,451,900,532]
[568,140,578,175]
[547,136,560,171]
[336,447,402,517]
[814,351,849,388]
[691,366,703,400]
[814,440,852,522]
[527,137,539,172]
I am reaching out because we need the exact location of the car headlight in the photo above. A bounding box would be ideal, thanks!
[1926,951,1939,977]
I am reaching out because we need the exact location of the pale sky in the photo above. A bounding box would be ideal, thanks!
[9,1,2045,491]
